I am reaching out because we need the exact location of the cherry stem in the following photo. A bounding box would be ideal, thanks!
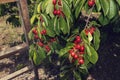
[84,5,95,29]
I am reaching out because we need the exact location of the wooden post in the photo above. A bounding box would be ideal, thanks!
[17,1,39,80]
[17,0,31,45]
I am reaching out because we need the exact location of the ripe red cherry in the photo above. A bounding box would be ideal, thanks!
[38,42,44,47]
[79,52,84,54]
[80,46,85,52]
[69,49,74,54]
[57,10,61,15]
[85,29,89,35]
[32,29,38,35]
[41,29,47,35]
[71,52,75,57]
[74,54,78,59]
[75,44,81,50]
[53,9,57,15]
[89,27,96,34]
[52,0,57,5]
[78,58,84,65]
[88,0,95,7]
[34,35,39,39]
[45,45,51,52]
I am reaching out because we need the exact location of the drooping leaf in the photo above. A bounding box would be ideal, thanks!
[107,0,118,20]
[62,0,71,19]
[33,46,46,65]
[93,28,100,50]
[100,0,110,16]
[59,17,68,34]
[80,30,89,44]
[59,43,73,57]
[73,70,82,80]
[85,44,98,64]
[98,14,110,25]
[116,0,120,6]
[75,0,85,18]
[54,17,61,35]
[30,14,37,25]
[95,0,101,11]
[45,0,54,17]
[41,14,48,26]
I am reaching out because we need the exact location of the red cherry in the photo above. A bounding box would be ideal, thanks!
[45,45,51,52]
[34,35,39,39]
[38,42,44,47]
[53,9,57,15]
[79,52,84,54]
[76,36,81,40]
[41,30,47,35]
[75,44,81,50]
[90,27,96,34]
[32,29,38,35]
[74,54,78,59]
[57,10,61,15]
[78,58,84,65]
[85,29,89,35]
[69,49,74,54]
[80,46,85,52]
[52,0,57,5]
[71,52,75,57]
[50,38,56,42]
[88,0,95,7]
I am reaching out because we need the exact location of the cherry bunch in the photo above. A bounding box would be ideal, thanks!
[69,35,85,65]
[84,27,96,35]
[52,0,64,17]
[32,28,56,52]
[88,0,95,7]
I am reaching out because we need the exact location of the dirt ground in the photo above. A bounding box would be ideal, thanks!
[89,32,120,80]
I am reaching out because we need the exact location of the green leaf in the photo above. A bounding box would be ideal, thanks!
[73,71,82,80]
[54,17,61,35]
[98,14,109,25]
[95,0,101,11]
[59,17,68,34]
[100,0,110,16]
[62,0,71,19]
[107,0,118,20]
[93,28,100,50]
[41,14,48,26]
[116,0,120,6]
[79,64,89,74]
[29,44,35,59]
[30,14,37,25]
[59,43,73,57]
[45,0,54,17]
[85,44,98,64]
[75,0,85,18]
[28,28,34,40]
[37,2,41,13]
[33,46,46,65]
[46,28,56,37]
[80,30,89,44]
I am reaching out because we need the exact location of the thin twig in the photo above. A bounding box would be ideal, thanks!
[84,5,95,29]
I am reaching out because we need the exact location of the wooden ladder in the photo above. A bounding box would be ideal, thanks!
[0,0,33,79]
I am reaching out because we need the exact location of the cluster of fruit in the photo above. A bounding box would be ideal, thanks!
[84,27,96,35]
[52,0,64,16]
[88,0,95,7]
[32,28,57,52]
[69,36,85,65]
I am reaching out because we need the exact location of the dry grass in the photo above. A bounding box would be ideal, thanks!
[0,16,24,51]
